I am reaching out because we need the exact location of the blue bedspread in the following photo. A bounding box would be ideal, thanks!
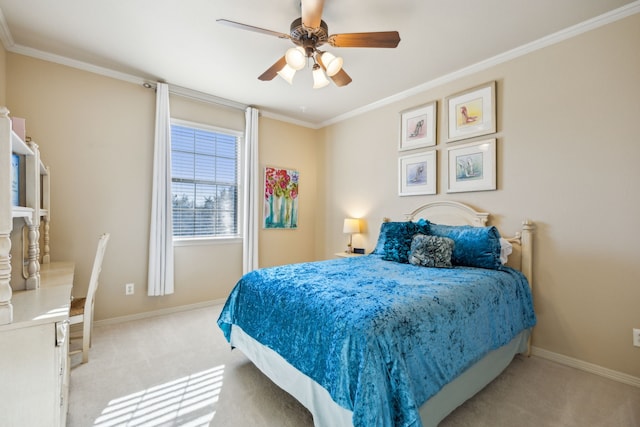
[218,255,536,427]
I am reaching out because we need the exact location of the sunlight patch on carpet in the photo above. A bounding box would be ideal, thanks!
[94,365,224,427]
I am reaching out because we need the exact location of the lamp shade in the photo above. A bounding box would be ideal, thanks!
[343,218,360,234]
[285,47,306,70]
[312,64,330,89]
[319,51,343,77]
[277,64,296,85]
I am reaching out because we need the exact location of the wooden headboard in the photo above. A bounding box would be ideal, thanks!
[403,201,534,288]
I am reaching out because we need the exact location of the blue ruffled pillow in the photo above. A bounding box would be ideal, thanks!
[372,221,430,263]
[416,218,430,232]
[381,222,417,263]
[408,234,454,268]
[428,223,503,270]
[371,223,391,255]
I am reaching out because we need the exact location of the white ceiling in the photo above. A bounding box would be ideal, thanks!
[0,0,636,127]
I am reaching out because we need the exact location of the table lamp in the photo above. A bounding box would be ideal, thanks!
[343,218,360,253]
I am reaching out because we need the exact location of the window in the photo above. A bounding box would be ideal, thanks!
[171,120,242,239]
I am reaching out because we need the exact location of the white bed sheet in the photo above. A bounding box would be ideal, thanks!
[231,324,530,427]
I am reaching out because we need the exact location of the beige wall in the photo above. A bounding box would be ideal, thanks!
[0,43,6,105]
[258,117,320,267]
[3,12,638,379]
[5,55,320,321]
[320,14,640,377]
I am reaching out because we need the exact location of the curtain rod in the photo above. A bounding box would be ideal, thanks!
[143,81,248,112]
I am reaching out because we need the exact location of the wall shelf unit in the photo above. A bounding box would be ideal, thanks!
[0,107,72,426]
[0,106,53,322]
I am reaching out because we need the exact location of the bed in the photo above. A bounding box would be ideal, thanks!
[218,201,536,427]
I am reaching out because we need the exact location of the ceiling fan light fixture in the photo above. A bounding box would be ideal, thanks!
[285,47,306,70]
[312,64,330,89]
[219,3,401,88]
[277,64,296,84]
[319,51,343,76]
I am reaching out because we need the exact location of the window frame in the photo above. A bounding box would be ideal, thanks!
[170,118,244,244]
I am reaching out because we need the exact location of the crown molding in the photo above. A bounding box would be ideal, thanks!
[259,110,319,129]
[163,83,248,111]
[319,0,640,128]
[0,7,14,49]
[1,1,638,128]
[4,44,248,111]
[8,42,146,85]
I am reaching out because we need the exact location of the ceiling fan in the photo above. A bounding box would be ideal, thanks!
[217,0,400,88]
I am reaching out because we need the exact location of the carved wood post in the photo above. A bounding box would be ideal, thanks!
[24,217,40,290]
[521,219,535,356]
[520,220,534,287]
[25,141,41,289]
[0,107,14,324]
[41,166,51,264]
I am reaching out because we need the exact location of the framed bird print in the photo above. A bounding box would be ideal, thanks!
[399,101,436,151]
[445,81,496,142]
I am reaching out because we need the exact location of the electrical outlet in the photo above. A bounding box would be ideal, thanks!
[634,328,640,348]
[125,283,135,296]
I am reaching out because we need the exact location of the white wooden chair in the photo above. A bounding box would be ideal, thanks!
[69,233,110,364]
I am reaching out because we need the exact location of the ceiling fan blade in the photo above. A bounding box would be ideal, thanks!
[217,19,290,39]
[328,31,401,48]
[301,0,325,28]
[330,68,352,87]
[258,56,287,81]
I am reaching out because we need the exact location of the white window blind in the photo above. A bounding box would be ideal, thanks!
[171,122,239,238]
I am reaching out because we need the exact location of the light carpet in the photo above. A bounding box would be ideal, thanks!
[67,305,640,427]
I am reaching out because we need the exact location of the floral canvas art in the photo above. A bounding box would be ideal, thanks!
[264,167,299,229]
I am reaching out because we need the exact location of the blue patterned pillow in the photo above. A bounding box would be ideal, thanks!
[416,218,431,234]
[428,223,503,270]
[408,234,454,268]
[371,223,391,255]
[371,221,420,263]
[372,221,419,254]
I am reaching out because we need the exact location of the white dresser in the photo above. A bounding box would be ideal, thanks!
[0,273,73,427]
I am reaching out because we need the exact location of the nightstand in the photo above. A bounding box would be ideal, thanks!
[335,252,365,258]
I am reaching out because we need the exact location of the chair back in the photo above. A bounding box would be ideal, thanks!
[84,233,110,313]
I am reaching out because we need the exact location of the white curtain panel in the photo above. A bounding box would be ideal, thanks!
[148,83,174,296]
[243,107,259,273]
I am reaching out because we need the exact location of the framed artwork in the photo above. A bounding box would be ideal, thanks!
[399,101,436,151]
[445,81,496,142]
[398,151,436,196]
[447,139,496,193]
[264,166,299,229]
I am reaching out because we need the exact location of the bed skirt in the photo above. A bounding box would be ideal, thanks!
[230,325,531,427]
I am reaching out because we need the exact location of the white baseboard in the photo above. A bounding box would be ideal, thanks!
[531,346,640,388]
[93,307,640,390]
[94,298,227,327]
